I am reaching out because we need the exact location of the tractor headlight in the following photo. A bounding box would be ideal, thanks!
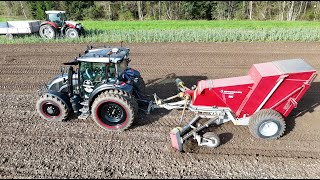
[76,24,82,29]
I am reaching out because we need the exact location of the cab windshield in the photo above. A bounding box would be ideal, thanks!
[47,13,67,26]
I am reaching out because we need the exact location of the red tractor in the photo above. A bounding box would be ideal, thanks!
[39,10,85,39]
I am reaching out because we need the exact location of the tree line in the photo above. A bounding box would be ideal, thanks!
[1,1,320,21]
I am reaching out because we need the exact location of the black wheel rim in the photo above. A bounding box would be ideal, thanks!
[42,102,60,117]
[98,102,126,126]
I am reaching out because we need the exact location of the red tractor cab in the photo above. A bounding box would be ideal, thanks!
[39,10,85,39]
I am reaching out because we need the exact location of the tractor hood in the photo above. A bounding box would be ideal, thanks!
[65,21,82,29]
[65,21,77,26]
[47,74,78,93]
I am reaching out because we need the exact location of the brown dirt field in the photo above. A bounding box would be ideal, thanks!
[0,42,320,178]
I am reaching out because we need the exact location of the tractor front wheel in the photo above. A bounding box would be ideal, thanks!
[249,109,286,140]
[36,94,69,122]
[91,92,134,131]
[66,28,79,39]
[39,25,57,39]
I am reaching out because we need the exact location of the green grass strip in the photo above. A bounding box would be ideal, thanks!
[1,28,320,44]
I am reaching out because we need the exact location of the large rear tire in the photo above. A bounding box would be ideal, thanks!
[249,109,286,140]
[105,89,139,116]
[91,91,134,131]
[39,25,57,39]
[36,94,69,122]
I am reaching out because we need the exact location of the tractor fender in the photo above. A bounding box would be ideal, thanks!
[88,83,133,108]
[45,90,72,112]
[40,21,58,29]
[119,68,141,82]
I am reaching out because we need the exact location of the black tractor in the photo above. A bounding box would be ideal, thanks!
[36,45,150,131]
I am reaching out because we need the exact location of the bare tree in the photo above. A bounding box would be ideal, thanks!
[4,1,13,16]
[280,1,286,20]
[287,1,294,21]
[158,1,161,20]
[249,1,253,20]
[165,1,172,20]
[19,1,27,19]
[293,1,303,21]
[137,1,143,20]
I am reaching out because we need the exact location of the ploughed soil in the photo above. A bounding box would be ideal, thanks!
[0,42,320,178]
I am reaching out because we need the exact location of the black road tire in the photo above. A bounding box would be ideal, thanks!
[39,25,57,39]
[91,92,134,131]
[203,132,220,148]
[36,94,69,122]
[105,89,139,116]
[66,28,79,38]
[249,109,286,140]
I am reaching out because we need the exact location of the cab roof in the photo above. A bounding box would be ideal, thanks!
[76,47,130,63]
[45,10,65,14]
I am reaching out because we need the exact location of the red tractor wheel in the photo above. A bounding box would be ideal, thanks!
[39,24,57,39]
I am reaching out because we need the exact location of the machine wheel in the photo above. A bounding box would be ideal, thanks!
[91,91,134,131]
[36,94,69,122]
[39,25,57,39]
[5,33,13,39]
[249,109,286,140]
[202,132,220,148]
[66,28,79,39]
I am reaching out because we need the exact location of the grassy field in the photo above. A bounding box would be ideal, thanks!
[80,20,320,30]
[1,19,320,44]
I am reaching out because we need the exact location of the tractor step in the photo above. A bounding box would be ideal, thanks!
[78,99,90,119]
[80,100,89,106]
[78,113,90,120]
[79,107,89,112]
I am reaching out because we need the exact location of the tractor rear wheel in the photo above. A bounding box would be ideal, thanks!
[105,89,139,116]
[39,25,57,39]
[36,94,69,122]
[66,28,79,38]
[249,109,286,140]
[91,91,134,131]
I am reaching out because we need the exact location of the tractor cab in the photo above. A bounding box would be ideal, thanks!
[60,46,141,101]
[45,10,67,27]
